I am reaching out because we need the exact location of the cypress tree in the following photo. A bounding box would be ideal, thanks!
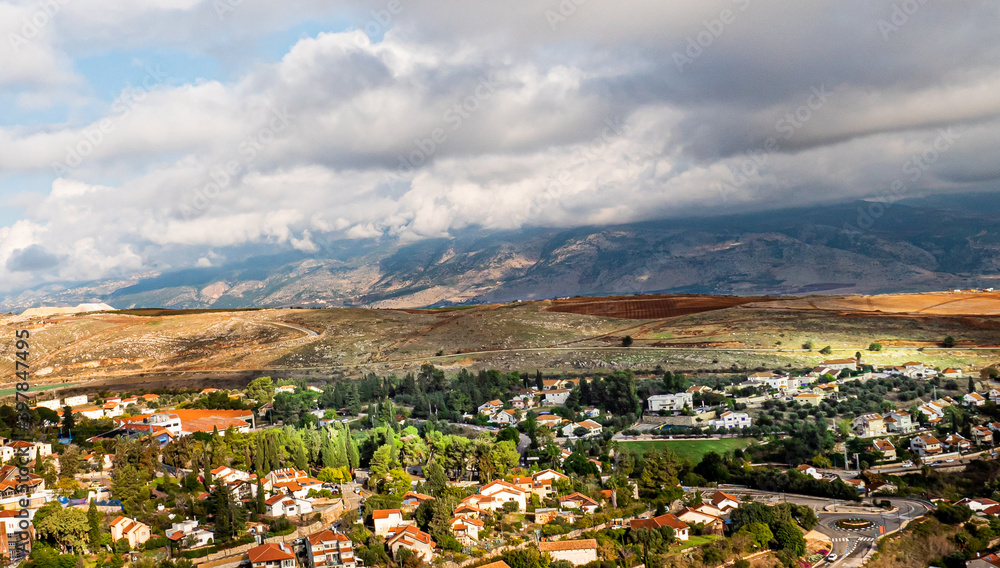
[203,450,213,490]
[87,500,101,551]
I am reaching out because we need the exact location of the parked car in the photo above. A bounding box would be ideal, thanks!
[826,553,838,561]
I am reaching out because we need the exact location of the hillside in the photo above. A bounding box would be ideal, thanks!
[2,200,999,312]
[4,292,1000,395]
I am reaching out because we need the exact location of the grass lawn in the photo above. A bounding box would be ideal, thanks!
[620,438,754,463]
[0,382,78,398]
[672,534,719,551]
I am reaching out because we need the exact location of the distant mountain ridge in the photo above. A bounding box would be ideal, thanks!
[4,200,1000,311]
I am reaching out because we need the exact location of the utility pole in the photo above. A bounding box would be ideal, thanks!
[854,453,860,472]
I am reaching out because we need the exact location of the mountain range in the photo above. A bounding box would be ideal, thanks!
[4,199,1000,312]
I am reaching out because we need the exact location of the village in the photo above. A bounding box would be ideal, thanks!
[5,356,1000,568]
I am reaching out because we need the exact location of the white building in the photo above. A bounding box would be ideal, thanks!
[543,389,572,406]
[538,539,598,566]
[165,519,214,548]
[63,395,88,407]
[709,411,751,430]
[647,392,693,413]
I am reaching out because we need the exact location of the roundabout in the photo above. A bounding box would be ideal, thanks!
[835,518,876,531]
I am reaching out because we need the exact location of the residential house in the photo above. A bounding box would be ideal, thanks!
[910,434,943,456]
[795,465,822,480]
[883,411,915,434]
[793,393,824,406]
[386,526,435,562]
[870,439,896,461]
[942,368,963,378]
[944,433,972,452]
[559,493,599,514]
[957,498,1000,512]
[965,393,987,407]
[248,543,297,568]
[450,516,483,545]
[536,414,567,430]
[562,420,602,438]
[166,519,214,548]
[845,479,866,492]
[709,491,741,514]
[820,359,859,371]
[110,516,151,550]
[489,409,520,425]
[709,411,751,430]
[453,504,487,519]
[401,492,434,511]
[677,507,725,535]
[852,413,887,438]
[990,390,1000,405]
[478,400,503,416]
[538,539,599,566]
[646,392,694,413]
[372,509,404,536]
[473,480,527,511]
[543,389,572,406]
[629,514,690,541]
[973,426,994,446]
[534,469,570,484]
[265,495,313,517]
[305,529,356,568]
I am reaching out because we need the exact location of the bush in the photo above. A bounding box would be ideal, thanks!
[869,342,882,352]
[143,537,169,550]
[819,346,833,355]
[734,560,750,568]
[802,340,814,350]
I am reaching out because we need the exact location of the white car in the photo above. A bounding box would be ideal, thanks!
[902,461,913,467]
[946,458,955,463]
[826,553,838,561]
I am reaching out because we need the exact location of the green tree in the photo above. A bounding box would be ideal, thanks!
[771,521,806,556]
[35,507,89,553]
[869,342,882,352]
[111,464,148,516]
[62,406,75,434]
[246,376,275,405]
[943,336,956,348]
[622,336,633,347]
[736,522,773,550]
[87,500,102,552]
[819,346,832,355]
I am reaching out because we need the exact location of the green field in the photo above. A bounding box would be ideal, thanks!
[620,438,754,463]
[0,382,79,398]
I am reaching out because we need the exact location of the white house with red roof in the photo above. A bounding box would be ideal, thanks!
[464,480,526,512]
[910,434,943,456]
[559,492,599,513]
[450,516,483,545]
[165,519,214,548]
[965,392,987,407]
[110,516,151,549]
[562,419,603,438]
[386,525,435,562]
[372,509,404,536]
[248,543,297,568]
[305,529,355,568]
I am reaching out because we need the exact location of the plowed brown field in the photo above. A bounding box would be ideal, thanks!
[546,294,771,319]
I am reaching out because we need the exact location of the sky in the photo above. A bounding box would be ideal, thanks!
[1,0,999,293]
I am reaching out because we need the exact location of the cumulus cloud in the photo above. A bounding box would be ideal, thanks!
[0,0,998,292]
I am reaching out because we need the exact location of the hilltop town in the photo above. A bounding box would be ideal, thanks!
[5,352,1000,568]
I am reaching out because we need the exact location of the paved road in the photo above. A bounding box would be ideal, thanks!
[692,487,932,568]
